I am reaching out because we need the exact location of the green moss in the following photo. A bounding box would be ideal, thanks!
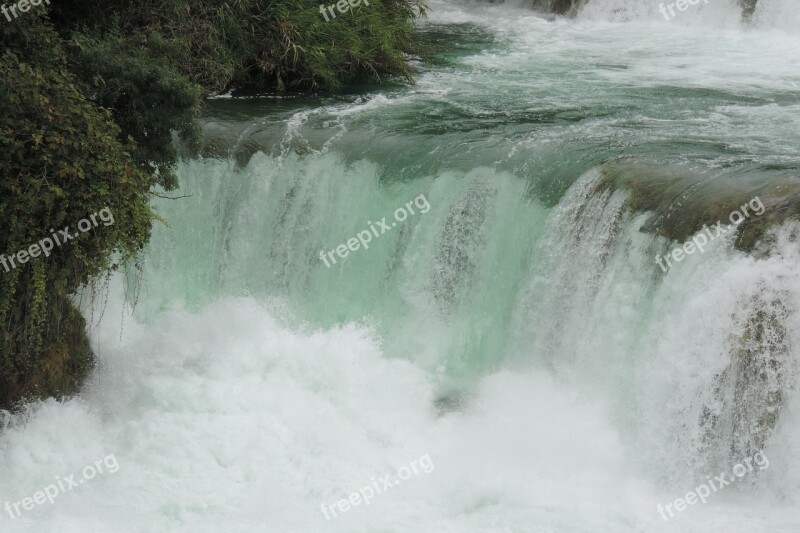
[0,294,94,411]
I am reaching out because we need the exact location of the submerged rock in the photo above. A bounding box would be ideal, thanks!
[433,389,473,415]
[431,178,497,315]
[740,0,758,22]
[700,288,789,464]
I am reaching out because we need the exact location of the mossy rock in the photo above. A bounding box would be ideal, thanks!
[599,161,800,253]
[0,299,93,412]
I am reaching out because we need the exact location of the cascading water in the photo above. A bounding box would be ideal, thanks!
[1,0,799,531]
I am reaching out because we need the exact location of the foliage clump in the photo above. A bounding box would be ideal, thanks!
[0,17,153,408]
[51,0,427,92]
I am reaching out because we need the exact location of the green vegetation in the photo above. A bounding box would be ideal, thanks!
[0,17,153,407]
[0,0,426,410]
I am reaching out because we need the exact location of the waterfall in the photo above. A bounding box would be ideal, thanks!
[1,0,799,530]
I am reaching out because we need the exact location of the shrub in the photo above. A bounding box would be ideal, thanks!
[0,17,153,408]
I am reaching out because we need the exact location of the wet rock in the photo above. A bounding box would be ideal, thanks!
[599,161,800,253]
[434,389,473,415]
[700,288,789,463]
[0,301,94,412]
[740,0,758,22]
[431,178,496,315]
[531,0,589,17]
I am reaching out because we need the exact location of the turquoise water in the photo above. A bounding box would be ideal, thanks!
[2,0,800,531]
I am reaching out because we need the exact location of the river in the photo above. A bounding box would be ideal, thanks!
[1,0,799,531]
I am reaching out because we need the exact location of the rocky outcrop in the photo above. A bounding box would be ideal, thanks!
[532,0,589,17]
[740,0,758,21]
[0,297,94,412]
[700,289,789,463]
[596,161,795,469]
[599,162,800,254]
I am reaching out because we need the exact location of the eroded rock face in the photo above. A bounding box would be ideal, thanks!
[594,161,798,468]
[700,287,789,465]
[431,178,497,315]
[0,299,94,412]
[599,161,800,254]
